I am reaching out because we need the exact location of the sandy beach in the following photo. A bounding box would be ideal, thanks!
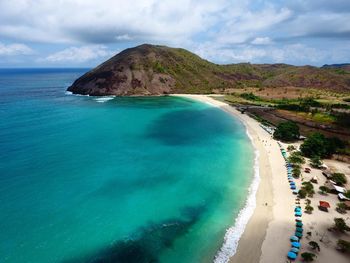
[173,94,295,262]
[174,94,350,263]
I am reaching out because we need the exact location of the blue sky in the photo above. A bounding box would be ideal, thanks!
[0,0,349,67]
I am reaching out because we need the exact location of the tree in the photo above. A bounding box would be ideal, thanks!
[302,181,315,197]
[300,132,345,158]
[301,252,317,261]
[300,133,327,158]
[305,204,314,214]
[345,190,350,199]
[310,156,322,168]
[309,241,320,251]
[298,189,307,198]
[319,186,329,195]
[273,121,300,141]
[292,166,301,178]
[333,218,350,232]
[287,145,296,151]
[305,199,311,205]
[331,173,347,186]
[288,151,305,164]
[336,203,347,214]
[337,239,350,253]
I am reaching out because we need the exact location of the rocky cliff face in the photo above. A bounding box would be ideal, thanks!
[67,44,350,96]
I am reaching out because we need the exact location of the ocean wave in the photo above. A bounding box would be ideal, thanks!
[94,96,115,103]
[214,129,260,263]
[64,91,73,95]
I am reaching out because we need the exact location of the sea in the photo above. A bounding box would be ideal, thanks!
[0,68,256,263]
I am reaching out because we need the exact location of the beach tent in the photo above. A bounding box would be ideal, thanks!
[290,248,299,254]
[319,201,330,212]
[291,242,301,248]
[295,218,302,222]
[333,185,346,194]
[296,222,303,227]
[290,236,299,242]
[287,251,297,260]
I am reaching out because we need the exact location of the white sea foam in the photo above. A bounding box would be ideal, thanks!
[65,91,73,95]
[214,129,260,263]
[94,96,115,103]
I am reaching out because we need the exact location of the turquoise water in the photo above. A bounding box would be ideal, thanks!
[0,69,254,263]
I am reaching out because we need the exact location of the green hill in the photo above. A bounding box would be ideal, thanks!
[67,44,350,96]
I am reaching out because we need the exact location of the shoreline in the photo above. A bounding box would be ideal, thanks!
[173,94,291,263]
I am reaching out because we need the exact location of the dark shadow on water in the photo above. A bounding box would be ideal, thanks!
[145,108,236,146]
[61,204,206,263]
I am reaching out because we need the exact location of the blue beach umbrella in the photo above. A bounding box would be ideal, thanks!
[296,222,303,227]
[291,185,296,190]
[287,251,297,260]
[291,242,301,248]
[290,236,299,242]
[290,247,299,253]
[295,211,302,216]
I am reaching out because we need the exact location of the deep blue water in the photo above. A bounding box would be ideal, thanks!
[0,68,254,263]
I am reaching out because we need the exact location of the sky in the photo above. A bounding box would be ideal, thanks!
[0,0,349,67]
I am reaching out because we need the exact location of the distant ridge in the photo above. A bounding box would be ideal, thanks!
[67,44,350,96]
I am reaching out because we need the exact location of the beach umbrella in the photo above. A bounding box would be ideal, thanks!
[291,185,296,190]
[293,190,298,194]
[290,236,299,242]
[296,222,303,227]
[295,218,302,222]
[295,211,302,216]
[290,247,299,253]
[295,208,301,212]
[291,242,301,248]
[295,232,303,238]
[287,251,297,260]
[296,227,303,233]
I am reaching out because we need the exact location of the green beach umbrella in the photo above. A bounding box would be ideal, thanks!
[295,232,303,238]
[296,222,303,227]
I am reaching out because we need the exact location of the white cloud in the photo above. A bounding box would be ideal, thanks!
[0,0,228,44]
[43,45,116,63]
[251,37,273,45]
[0,42,33,56]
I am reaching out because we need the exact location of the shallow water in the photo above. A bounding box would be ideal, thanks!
[0,69,254,263]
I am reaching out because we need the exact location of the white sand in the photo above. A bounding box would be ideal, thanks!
[173,94,350,263]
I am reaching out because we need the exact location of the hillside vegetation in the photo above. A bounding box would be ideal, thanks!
[68,44,350,96]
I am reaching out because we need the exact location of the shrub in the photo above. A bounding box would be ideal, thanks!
[345,190,350,199]
[287,145,296,151]
[288,151,305,164]
[336,203,347,214]
[319,186,329,195]
[331,173,347,186]
[301,252,317,261]
[292,167,301,178]
[309,241,320,251]
[240,92,260,101]
[273,121,300,141]
[333,218,350,232]
[305,204,314,214]
[298,189,307,199]
[310,156,322,168]
[337,239,350,253]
